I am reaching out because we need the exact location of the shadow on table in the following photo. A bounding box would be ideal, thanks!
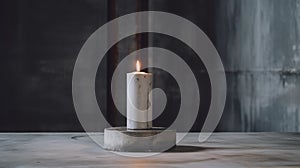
[165,145,205,153]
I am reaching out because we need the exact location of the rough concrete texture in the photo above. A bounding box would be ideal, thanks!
[104,127,176,152]
[1,133,300,167]
[216,0,300,131]
[1,0,299,132]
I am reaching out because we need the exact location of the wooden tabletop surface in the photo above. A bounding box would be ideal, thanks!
[0,133,299,168]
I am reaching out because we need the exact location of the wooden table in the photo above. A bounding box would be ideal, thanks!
[0,133,299,167]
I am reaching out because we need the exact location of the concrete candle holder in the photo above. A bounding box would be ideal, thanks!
[104,62,176,152]
[104,127,176,152]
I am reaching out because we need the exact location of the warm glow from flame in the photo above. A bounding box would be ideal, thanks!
[136,60,141,72]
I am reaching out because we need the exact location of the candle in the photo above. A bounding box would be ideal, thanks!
[127,60,152,129]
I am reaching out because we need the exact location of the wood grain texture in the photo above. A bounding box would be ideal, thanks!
[0,133,299,167]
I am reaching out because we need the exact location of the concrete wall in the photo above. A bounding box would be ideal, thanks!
[1,0,299,132]
[216,0,300,131]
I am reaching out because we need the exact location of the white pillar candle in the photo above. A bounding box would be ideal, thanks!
[127,61,152,129]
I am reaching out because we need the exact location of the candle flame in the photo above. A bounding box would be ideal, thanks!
[136,60,141,72]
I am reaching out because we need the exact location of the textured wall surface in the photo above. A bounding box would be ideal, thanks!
[1,0,299,132]
[216,0,300,131]
[0,0,108,131]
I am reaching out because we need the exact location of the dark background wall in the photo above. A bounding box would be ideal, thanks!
[0,0,108,131]
[0,0,299,132]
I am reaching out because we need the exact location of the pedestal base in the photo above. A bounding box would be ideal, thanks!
[104,127,176,152]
